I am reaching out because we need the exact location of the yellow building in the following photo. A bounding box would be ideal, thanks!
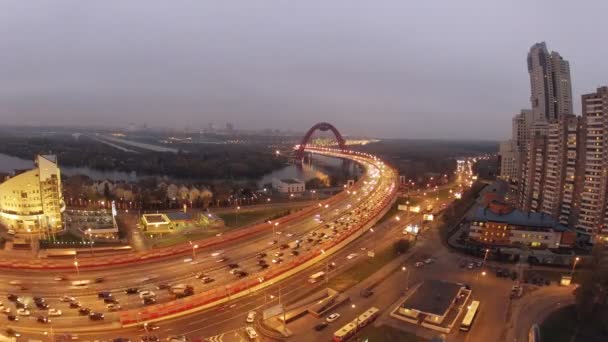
[0,155,65,234]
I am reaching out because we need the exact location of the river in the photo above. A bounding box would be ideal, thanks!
[0,153,356,184]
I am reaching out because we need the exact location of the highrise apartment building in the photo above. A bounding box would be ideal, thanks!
[576,87,608,236]
[0,155,64,234]
[527,42,573,122]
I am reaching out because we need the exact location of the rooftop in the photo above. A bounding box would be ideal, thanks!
[142,214,167,224]
[401,280,462,316]
[469,206,571,232]
[280,178,303,185]
[165,211,194,221]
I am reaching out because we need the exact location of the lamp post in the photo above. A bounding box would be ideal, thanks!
[189,241,198,259]
[86,228,94,255]
[351,303,360,341]
[401,266,409,291]
[73,259,79,276]
[570,257,580,278]
[235,206,241,226]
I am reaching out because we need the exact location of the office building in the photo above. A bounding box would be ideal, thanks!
[0,155,64,234]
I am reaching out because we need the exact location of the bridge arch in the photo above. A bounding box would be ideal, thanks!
[296,122,346,159]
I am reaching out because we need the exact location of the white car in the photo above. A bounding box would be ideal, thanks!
[60,295,76,302]
[424,258,434,264]
[246,311,256,323]
[245,327,258,339]
[48,308,62,316]
[183,258,193,263]
[326,313,340,323]
[286,233,294,237]
[7,229,15,235]
[415,262,424,268]
[346,253,358,260]
[106,304,121,312]
[1,306,10,314]
[139,291,156,299]
[17,308,30,316]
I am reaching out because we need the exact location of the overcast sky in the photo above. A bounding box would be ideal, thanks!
[1,1,607,139]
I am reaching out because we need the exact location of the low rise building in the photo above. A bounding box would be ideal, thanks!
[398,280,467,326]
[141,211,196,234]
[468,200,576,249]
[272,178,305,194]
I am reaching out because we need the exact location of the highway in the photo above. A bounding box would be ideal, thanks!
[1,148,399,340]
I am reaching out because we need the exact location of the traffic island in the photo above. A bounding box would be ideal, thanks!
[389,279,471,334]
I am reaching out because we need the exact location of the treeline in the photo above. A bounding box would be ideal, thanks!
[0,135,287,180]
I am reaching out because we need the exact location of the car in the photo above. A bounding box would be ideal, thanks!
[195,272,205,279]
[107,303,121,311]
[259,264,269,269]
[286,233,294,237]
[279,244,289,250]
[7,229,15,235]
[245,327,258,339]
[467,263,475,269]
[328,262,337,270]
[274,252,284,257]
[104,297,119,304]
[33,296,45,303]
[37,315,50,323]
[69,301,82,308]
[15,301,27,309]
[7,294,18,301]
[415,262,424,268]
[140,322,161,331]
[113,338,131,342]
[36,301,50,309]
[17,308,30,316]
[229,268,242,275]
[228,263,240,269]
[246,311,256,323]
[141,336,160,342]
[48,308,62,316]
[98,291,112,299]
[7,314,18,321]
[201,276,215,284]
[0,306,10,314]
[78,308,91,315]
[125,287,140,294]
[89,312,105,320]
[326,313,340,323]
[216,257,228,263]
[61,295,76,302]
[258,259,267,265]
[166,336,190,342]
[139,291,156,299]
[157,284,170,290]
[143,297,157,305]
[5,328,21,337]
[183,258,193,263]
[424,258,434,264]
[360,289,374,298]
[272,258,283,264]
[314,322,328,331]
[257,252,267,259]
[95,277,105,283]
[237,271,248,278]
[347,253,358,260]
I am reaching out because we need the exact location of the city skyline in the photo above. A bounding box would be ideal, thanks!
[1,1,608,139]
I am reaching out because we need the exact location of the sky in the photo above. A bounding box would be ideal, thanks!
[1,1,607,140]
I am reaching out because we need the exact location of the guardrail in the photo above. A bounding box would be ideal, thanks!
[120,149,398,326]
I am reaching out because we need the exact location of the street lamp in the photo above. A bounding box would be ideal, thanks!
[86,228,94,255]
[401,266,409,290]
[235,206,241,226]
[189,241,199,259]
[73,259,79,276]
[570,257,580,278]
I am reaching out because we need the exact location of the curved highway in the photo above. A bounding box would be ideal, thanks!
[1,147,398,341]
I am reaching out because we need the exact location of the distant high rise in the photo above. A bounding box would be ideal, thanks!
[527,42,573,122]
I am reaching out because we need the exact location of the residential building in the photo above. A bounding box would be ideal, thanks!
[0,155,65,234]
[527,42,573,122]
[518,135,548,212]
[499,140,518,180]
[576,87,608,237]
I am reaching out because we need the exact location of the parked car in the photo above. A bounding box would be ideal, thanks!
[326,313,340,323]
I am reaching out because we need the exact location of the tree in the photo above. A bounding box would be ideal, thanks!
[575,243,608,321]
[305,177,326,189]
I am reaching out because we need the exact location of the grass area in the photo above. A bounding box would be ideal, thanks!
[358,324,429,342]
[327,246,398,292]
[150,230,219,248]
[540,304,608,342]
[218,207,294,228]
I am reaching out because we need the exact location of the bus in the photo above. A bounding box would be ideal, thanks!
[528,324,541,342]
[333,307,379,342]
[460,300,480,331]
[308,271,325,284]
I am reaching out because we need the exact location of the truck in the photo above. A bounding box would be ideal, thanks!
[308,271,325,284]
